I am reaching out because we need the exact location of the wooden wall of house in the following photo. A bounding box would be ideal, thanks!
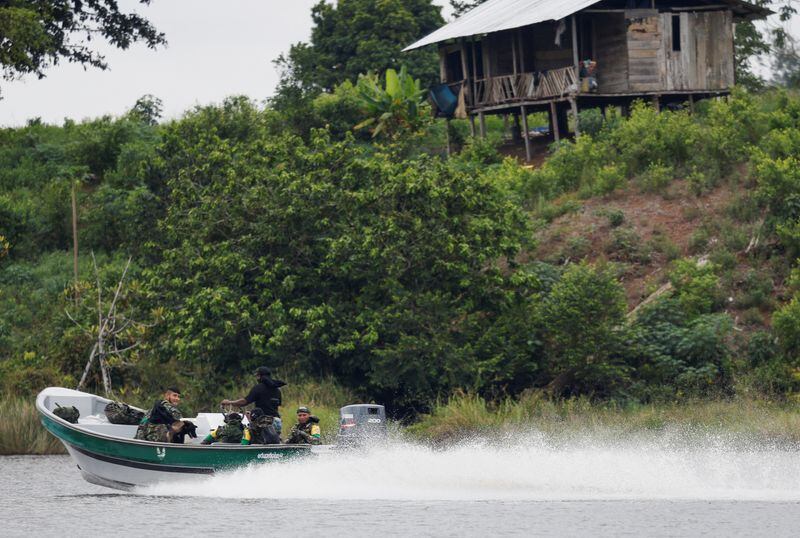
[594,13,629,92]
[662,10,734,90]
[526,22,573,72]
[626,10,665,92]
[433,6,736,101]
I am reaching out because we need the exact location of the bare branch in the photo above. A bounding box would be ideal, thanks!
[77,342,99,390]
[106,342,141,355]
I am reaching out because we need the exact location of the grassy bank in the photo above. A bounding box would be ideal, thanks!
[406,393,800,444]
[0,398,66,455]
[7,388,800,456]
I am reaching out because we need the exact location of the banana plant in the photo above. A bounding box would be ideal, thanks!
[355,66,429,139]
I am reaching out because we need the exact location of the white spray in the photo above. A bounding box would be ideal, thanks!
[140,428,800,501]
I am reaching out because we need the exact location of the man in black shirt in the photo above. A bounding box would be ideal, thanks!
[221,366,286,431]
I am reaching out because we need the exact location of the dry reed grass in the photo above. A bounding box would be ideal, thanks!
[0,398,66,455]
[407,392,800,443]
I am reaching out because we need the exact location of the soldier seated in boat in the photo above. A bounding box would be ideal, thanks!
[201,412,247,445]
[246,407,281,445]
[134,387,193,443]
[284,406,321,445]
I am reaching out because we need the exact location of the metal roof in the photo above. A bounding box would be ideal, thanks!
[403,0,771,51]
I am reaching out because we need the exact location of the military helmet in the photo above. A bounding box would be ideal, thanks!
[297,406,311,414]
[250,407,265,419]
[225,412,243,423]
[254,366,271,377]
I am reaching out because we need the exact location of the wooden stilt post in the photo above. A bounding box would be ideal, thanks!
[570,97,580,137]
[503,114,510,139]
[479,112,487,138]
[572,15,580,73]
[469,115,476,137]
[550,101,560,141]
[512,113,522,143]
[521,105,532,163]
[688,94,695,114]
[652,95,661,111]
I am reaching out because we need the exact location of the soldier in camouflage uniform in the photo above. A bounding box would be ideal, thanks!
[285,406,321,445]
[246,407,281,445]
[201,412,246,445]
[134,387,184,442]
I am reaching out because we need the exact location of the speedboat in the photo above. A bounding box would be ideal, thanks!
[36,386,385,490]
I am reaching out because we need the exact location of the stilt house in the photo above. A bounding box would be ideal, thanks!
[404,0,770,159]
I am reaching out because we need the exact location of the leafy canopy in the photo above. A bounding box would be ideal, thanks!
[0,0,164,82]
[273,0,443,98]
[145,98,528,409]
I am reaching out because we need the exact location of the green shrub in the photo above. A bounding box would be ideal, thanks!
[609,102,699,176]
[592,164,626,196]
[688,227,710,254]
[776,218,800,258]
[774,295,800,358]
[606,227,651,264]
[638,162,675,193]
[541,262,629,396]
[740,307,765,326]
[577,108,605,137]
[668,259,721,317]
[725,193,761,223]
[563,235,591,261]
[536,197,582,223]
[630,298,733,397]
[701,89,765,172]
[596,208,625,228]
[687,168,714,196]
[648,234,680,261]
[544,135,613,194]
[708,248,736,272]
[311,80,368,139]
[458,133,503,165]
[752,150,800,219]
[735,269,774,310]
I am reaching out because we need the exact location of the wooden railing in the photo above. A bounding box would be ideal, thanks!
[473,66,578,107]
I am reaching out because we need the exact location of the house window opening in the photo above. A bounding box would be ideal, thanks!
[445,50,464,82]
[672,15,681,52]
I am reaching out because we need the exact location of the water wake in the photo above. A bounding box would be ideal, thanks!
[140,429,800,501]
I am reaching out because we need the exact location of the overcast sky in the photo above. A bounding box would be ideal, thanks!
[0,0,795,127]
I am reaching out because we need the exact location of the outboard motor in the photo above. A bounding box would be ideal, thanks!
[337,404,387,446]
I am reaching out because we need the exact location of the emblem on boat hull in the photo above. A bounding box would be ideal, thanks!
[156,447,166,460]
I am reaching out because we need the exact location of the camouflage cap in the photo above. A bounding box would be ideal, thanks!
[297,406,311,414]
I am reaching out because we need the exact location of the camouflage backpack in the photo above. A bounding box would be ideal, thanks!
[218,414,244,443]
[104,401,145,425]
[53,403,80,424]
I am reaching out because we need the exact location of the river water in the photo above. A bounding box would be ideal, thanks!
[3,431,800,537]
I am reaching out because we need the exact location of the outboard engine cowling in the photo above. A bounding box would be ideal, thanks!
[337,404,387,445]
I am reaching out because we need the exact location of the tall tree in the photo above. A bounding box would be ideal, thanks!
[773,34,800,87]
[273,0,444,99]
[449,0,487,18]
[733,1,797,88]
[0,1,165,83]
